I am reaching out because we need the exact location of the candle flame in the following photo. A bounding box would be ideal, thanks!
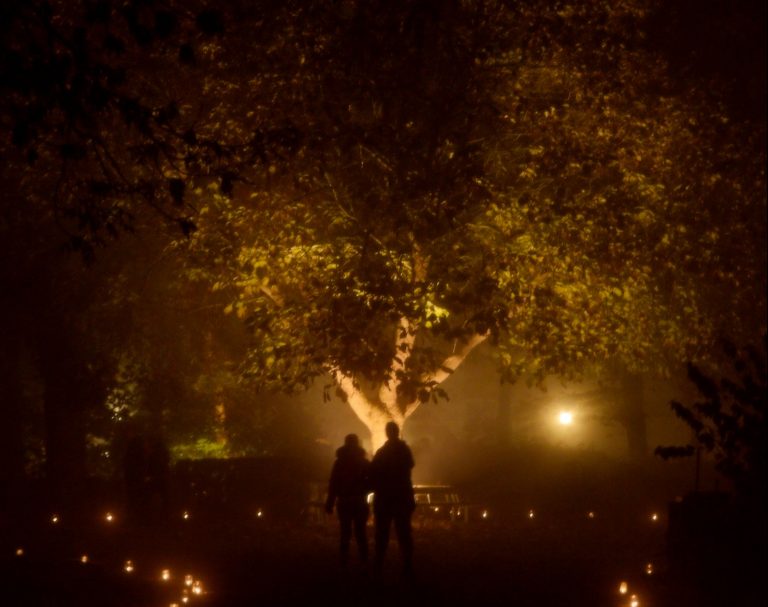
[619,581,628,594]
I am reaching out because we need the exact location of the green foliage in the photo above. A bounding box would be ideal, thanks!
[2,0,764,442]
[176,0,765,403]
[170,438,234,462]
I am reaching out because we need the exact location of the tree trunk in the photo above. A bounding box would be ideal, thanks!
[35,324,104,507]
[39,350,89,505]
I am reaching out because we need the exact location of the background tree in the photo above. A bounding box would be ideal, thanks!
[656,337,766,508]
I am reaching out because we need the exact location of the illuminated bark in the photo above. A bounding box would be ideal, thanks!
[333,329,487,450]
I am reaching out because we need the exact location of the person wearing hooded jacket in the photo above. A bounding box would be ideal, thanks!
[325,433,370,566]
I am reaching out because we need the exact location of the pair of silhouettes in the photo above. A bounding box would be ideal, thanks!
[325,421,415,574]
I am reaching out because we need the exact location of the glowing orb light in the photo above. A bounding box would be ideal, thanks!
[124,560,134,573]
[182,511,190,521]
[481,510,489,519]
[192,581,203,595]
[16,548,24,556]
[51,514,59,524]
[650,513,659,522]
[645,562,654,575]
[587,511,595,519]
[558,411,574,425]
[630,594,640,607]
[80,555,89,564]
[256,509,264,518]
[161,569,171,582]
[528,509,535,519]
[184,574,194,587]
[619,581,628,595]
[105,512,114,523]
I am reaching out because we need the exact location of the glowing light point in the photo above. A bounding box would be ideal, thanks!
[161,569,171,582]
[650,513,659,522]
[80,555,89,564]
[15,548,24,556]
[256,509,264,518]
[619,581,628,595]
[587,511,595,519]
[182,511,190,521]
[630,594,640,607]
[192,581,203,595]
[184,574,194,587]
[124,560,134,573]
[105,512,114,523]
[51,514,59,524]
[481,510,489,519]
[528,509,535,519]
[645,562,654,575]
[558,411,574,425]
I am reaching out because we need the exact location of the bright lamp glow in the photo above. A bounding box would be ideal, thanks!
[558,411,574,425]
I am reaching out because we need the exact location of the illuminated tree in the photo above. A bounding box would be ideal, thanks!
[175,1,765,448]
[2,1,764,453]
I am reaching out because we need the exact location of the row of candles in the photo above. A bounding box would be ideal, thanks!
[13,546,207,606]
[47,508,265,525]
[24,506,664,606]
[47,506,660,525]
[435,507,661,522]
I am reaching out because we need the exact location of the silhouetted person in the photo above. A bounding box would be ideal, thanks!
[325,433,370,566]
[370,421,415,575]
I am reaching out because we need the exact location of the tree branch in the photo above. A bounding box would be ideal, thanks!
[420,332,489,387]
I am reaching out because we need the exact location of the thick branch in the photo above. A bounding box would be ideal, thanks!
[332,366,405,431]
[421,332,489,389]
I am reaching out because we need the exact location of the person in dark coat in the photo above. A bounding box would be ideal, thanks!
[370,421,416,574]
[325,433,370,566]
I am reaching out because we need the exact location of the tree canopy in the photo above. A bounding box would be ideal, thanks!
[2,0,765,449]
